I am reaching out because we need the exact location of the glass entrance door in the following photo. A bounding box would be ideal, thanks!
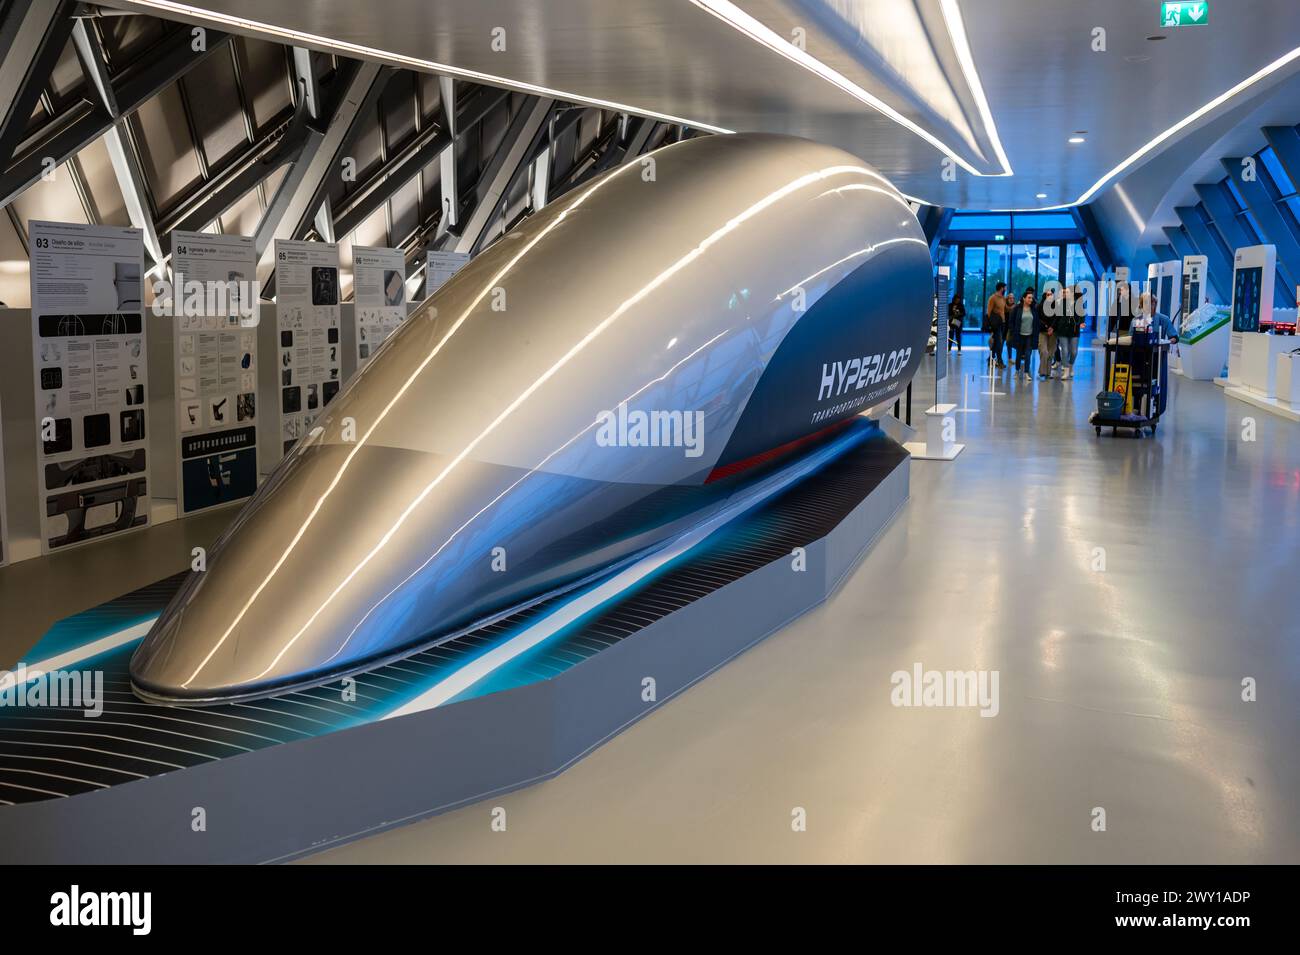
[960,245,986,330]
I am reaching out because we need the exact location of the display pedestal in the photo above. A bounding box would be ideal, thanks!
[904,403,964,460]
[0,431,910,863]
[1173,320,1229,380]
[1277,352,1300,407]
[1241,332,1292,397]
[1222,332,1294,415]
[1225,350,1300,422]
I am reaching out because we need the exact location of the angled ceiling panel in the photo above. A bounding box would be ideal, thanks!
[131,81,203,202]
[218,177,265,238]
[0,215,30,307]
[380,72,418,153]
[72,133,130,227]
[236,35,293,132]
[353,203,388,249]
[11,159,90,228]
[44,30,88,110]
[97,11,169,66]
[181,45,249,170]
[388,175,420,244]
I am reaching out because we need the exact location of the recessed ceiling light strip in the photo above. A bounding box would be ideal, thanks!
[937,0,1014,176]
[688,0,1004,177]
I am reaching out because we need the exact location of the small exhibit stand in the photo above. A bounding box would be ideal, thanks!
[1274,352,1300,417]
[1226,347,1300,422]
[904,402,964,460]
[1223,332,1296,417]
[1223,244,1275,392]
[1173,311,1230,380]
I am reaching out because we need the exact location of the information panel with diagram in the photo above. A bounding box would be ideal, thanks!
[171,230,260,514]
[0,394,7,567]
[274,239,342,453]
[426,250,470,297]
[28,221,150,552]
[353,245,407,368]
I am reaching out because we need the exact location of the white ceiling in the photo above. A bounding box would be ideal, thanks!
[108,0,1300,209]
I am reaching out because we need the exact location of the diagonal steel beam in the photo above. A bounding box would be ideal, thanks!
[71,17,164,266]
[332,123,448,240]
[1162,225,1197,261]
[434,75,458,240]
[470,98,559,255]
[560,117,625,194]
[253,58,385,262]
[0,0,77,170]
[1263,126,1300,192]
[336,87,512,245]
[156,112,300,239]
[1175,206,1233,302]
[280,61,393,245]
[1194,181,1253,250]
[1221,155,1300,293]
[622,117,658,161]
[454,97,554,255]
[0,25,232,211]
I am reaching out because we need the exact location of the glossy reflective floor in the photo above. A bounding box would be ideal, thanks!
[303,344,1300,863]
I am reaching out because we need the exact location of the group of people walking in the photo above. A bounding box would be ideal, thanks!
[951,282,1088,380]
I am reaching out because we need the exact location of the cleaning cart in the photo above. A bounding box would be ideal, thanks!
[1090,325,1173,438]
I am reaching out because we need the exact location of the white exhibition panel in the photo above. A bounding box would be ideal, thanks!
[1181,255,1209,323]
[1227,245,1276,387]
[0,303,357,566]
[170,231,261,516]
[352,245,407,369]
[426,250,470,296]
[0,393,7,568]
[28,221,150,554]
[1147,259,1181,324]
[274,239,342,454]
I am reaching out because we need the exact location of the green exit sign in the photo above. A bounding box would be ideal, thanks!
[1161,2,1209,26]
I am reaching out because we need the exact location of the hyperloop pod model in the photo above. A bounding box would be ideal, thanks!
[130,133,932,704]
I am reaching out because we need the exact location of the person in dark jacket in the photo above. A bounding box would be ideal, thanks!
[1055,284,1087,379]
[1008,288,1040,379]
[948,297,966,351]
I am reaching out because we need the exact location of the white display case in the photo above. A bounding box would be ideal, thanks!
[1174,306,1230,380]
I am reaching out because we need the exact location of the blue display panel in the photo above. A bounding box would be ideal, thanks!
[1233,266,1263,332]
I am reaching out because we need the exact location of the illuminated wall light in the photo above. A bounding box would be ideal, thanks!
[1069,136,1086,144]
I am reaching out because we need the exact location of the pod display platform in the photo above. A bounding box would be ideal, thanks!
[0,419,907,863]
